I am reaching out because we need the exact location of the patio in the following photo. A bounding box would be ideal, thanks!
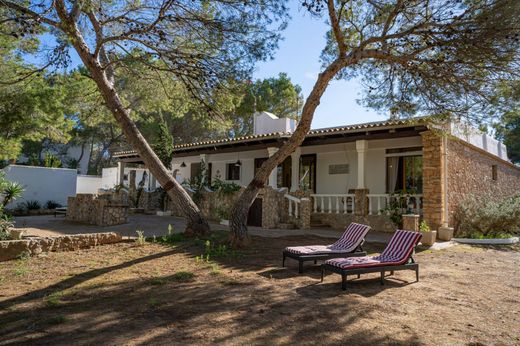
[12,214,393,243]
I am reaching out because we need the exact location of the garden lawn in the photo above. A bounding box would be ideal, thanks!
[0,233,519,345]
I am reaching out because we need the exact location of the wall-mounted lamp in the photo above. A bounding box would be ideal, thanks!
[235,160,242,167]
[180,162,186,168]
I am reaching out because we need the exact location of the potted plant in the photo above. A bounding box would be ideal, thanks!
[419,220,436,246]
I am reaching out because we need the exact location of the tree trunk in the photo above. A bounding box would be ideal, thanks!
[230,57,351,247]
[61,14,210,236]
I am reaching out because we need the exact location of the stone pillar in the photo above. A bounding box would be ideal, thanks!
[261,188,279,229]
[290,148,301,192]
[354,188,369,216]
[300,197,311,230]
[421,131,446,231]
[356,140,368,188]
[117,161,126,186]
[129,170,136,194]
[402,214,420,232]
[267,147,279,189]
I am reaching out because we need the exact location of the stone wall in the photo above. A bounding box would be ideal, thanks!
[67,194,128,226]
[421,130,520,231]
[138,190,163,212]
[260,188,286,229]
[0,232,122,262]
[446,138,520,226]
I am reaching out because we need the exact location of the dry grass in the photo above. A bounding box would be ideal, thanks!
[0,233,519,345]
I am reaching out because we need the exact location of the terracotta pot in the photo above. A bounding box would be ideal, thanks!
[420,230,437,246]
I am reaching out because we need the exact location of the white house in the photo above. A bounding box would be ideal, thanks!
[113,112,520,231]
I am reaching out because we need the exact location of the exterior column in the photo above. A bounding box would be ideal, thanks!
[420,130,446,231]
[117,161,126,186]
[290,148,301,192]
[356,140,368,188]
[267,147,278,189]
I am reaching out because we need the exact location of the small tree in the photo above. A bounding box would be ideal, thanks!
[152,118,174,168]
[229,0,520,246]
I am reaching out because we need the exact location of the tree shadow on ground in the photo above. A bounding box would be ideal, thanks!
[0,247,183,310]
[0,234,425,345]
[0,271,421,346]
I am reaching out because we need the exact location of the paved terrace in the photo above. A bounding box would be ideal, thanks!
[13,214,393,243]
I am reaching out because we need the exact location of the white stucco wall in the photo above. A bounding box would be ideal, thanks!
[253,111,297,135]
[450,122,509,161]
[76,175,102,194]
[2,165,77,208]
[171,136,424,195]
[101,167,153,190]
[173,149,269,186]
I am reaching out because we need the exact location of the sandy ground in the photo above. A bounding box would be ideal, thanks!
[0,233,519,345]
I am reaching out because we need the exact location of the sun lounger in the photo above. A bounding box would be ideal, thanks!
[321,229,422,290]
[282,222,371,273]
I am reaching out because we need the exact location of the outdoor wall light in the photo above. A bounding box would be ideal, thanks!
[235,160,242,167]
[180,162,186,168]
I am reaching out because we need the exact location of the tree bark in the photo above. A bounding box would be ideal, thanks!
[56,8,210,236]
[229,57,353,247]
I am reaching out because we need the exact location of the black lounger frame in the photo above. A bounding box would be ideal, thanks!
[283,242,367,273]
[320,237,421,290]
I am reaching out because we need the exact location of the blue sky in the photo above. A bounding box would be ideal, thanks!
[30,1,384,130]
[253,2,384,129]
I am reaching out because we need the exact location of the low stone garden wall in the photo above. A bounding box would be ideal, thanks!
[0,232,123,262]
[67,194,128,226]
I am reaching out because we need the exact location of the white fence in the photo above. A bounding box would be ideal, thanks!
[367,194,423,215]
[285,194,301,219]
[310,194,355,214]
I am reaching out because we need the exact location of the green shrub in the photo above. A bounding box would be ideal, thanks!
[171,271,195,281]
[453,193,520,237]
[135,230,146,246]
[0,214,14,240]
[44,200,62,209]
[211,178,241,195]
[419,220,430,232]
[23,200,41,210]
[156,224,185,245]
[380,192,409,228]
[1,179,24,209]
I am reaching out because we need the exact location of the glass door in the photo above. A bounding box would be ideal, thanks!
[299,154,316,192]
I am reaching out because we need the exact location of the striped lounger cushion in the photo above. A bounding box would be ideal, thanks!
[284,223,371,255]
[325,230,421,269]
